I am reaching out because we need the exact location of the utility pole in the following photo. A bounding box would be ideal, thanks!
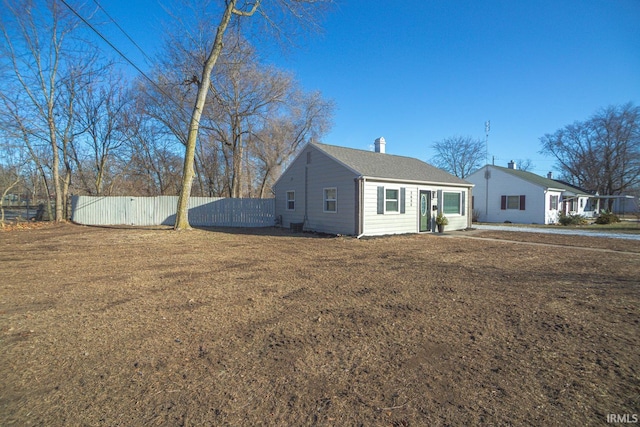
[484,120,490,164]
[484,120,491,219]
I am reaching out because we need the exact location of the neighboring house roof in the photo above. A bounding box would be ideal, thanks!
[485,165,567,191]
[313,142,471,186]
[551,179,592,196]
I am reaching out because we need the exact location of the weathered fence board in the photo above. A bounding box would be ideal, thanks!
[71,195,275,227]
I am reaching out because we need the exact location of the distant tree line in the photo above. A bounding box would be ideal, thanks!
[539,103,640,205]
[431,104,639,207]
[0,0,334,223]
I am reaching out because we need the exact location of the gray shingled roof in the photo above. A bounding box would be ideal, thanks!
[551,179,592,196]
[491,165,590,195]
[490,165,564,189]
[313,142,471,185]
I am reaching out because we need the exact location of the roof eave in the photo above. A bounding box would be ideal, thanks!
[361,176,474,188]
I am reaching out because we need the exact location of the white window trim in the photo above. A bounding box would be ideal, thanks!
[286,190,295,211]
[323,187,337,213]
[443,191,463,216]
[384,186,401,214]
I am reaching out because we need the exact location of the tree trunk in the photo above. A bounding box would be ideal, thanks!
[174,1,244,229]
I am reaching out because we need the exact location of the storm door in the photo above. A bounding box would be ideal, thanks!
[419,190,431,232]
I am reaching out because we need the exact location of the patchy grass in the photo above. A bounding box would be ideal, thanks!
[1,224,638,426]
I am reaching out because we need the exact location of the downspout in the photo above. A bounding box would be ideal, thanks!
[468,187,473,229]
[357,176,366,239]
[303,164,308,229]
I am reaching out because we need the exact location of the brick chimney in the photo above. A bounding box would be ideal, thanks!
[374,137,386,154]
[507,160,517,170]
[547,171,553,179]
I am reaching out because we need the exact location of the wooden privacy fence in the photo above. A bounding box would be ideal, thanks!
[71,195,275,227]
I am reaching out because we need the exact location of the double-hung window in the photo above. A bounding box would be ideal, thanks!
[377,186,406,214]
[286,191,295,210]
[549,195,558,210]
[385,189,399,212]
[324,188,337,213]
[501,195,526,210]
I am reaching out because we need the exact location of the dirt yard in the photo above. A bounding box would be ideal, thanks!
[1,224,638,426]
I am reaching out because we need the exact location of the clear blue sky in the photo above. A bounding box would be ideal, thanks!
[96,0,640,176]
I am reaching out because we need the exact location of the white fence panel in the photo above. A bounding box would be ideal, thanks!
[71,195,275,227]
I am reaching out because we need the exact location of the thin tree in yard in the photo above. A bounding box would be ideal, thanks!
[540,103,640,209]
[172,0,332,230]
[432,136,486,179]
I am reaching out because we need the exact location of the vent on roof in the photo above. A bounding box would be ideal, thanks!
[547,171,553,179]
[374,137,386,154]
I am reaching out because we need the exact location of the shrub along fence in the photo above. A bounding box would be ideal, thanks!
[71,195,275,227]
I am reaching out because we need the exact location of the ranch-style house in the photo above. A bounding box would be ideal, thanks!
[273,138,474,237]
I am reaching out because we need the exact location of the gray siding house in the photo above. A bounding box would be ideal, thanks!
[273,139,474,237]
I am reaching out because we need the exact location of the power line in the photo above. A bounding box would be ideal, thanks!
[60,0,153,88]
[59,0,193,121]
[91,0,156,66]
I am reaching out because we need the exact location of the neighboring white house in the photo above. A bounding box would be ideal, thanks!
[467,162,602,224]
[273,139,474,237]
[553,179,599,217]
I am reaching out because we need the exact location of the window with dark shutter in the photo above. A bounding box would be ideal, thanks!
[520,195,526,210]
[501,195,507,210]
[400,188,406,214]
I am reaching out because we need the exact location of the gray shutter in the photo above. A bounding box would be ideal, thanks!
[377,186,384,214]
[400,188,406,214]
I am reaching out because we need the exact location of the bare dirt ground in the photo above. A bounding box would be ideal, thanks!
[1,224,638,426]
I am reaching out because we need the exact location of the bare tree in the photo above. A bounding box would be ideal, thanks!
[0,93,55,219]
[515,158,535,172]
[169,0,333,230]
[540,103,640,207]
[249,90,333,198]
[72,72,131,195]
[0,145,26,225]
[432,136,485,179]
[123,110,184,196]
[0,0,95,221]
[208,39,295,198]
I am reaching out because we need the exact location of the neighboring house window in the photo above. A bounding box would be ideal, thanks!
[501,195,526,210]
[550,195,558,210]
[286,191,295,210]
[324,188,337,213]
[377,186,406,214]
[443,192,463,215]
